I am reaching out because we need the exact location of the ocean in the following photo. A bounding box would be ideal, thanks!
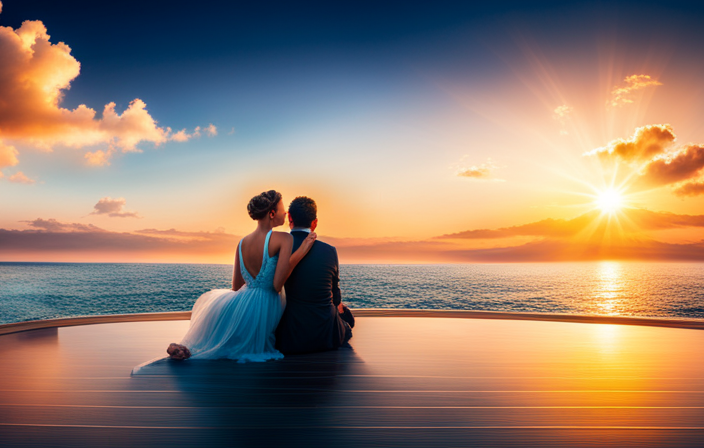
[1,261,703,325]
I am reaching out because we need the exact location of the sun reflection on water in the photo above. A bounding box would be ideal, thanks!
[594,261,624,315]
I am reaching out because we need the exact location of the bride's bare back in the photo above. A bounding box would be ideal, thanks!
[239,231,286,279]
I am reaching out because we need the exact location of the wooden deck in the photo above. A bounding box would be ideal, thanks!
[1,312,704,447]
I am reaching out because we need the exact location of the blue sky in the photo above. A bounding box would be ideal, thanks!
[2,0,704,262]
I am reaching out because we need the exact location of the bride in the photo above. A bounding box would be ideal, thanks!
[166,190,316,362]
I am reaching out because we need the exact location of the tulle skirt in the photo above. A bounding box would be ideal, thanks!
[180,286,286,362]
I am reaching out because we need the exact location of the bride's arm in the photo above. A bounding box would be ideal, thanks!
[289,232,317,272]
[232,241,245,291]
[272,234,294,293]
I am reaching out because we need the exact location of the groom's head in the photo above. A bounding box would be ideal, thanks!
[288,196,318,231]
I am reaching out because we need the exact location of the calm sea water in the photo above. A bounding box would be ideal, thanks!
[1,262,703,324]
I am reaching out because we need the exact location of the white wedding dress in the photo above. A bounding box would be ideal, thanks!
[178,230,286,362]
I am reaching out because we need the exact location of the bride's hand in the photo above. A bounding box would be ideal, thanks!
[288,232,317,273]
[300,232,317,253]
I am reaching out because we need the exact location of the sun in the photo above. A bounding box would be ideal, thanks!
[595,188,624,213]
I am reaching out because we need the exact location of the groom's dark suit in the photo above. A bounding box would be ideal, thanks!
[275,231,352,354]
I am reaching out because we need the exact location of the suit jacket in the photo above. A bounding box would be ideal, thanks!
[275,231,348,354]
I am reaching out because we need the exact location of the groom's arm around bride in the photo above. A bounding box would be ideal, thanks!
[275,196,354,354]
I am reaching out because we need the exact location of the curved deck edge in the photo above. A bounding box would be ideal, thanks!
[355,309,704,330]
[2,308,704,336]
[0,311,192,336]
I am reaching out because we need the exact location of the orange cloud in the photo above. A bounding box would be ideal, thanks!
[637,145,704,188]
[84,149,112,167]
[584,124,676,162]
[0,10,215,169]
[626,209,704,229]
[608,74,662,107]
[458,166,491,178]
[674,181,704,197]
[8,171,35,184]
[169,124,218,143]
[456,159,501,180]
[90,197,140,218]
[585,124,704,192]
[0,141,19,169]
[170,129,192,143]
[200,124,218,137]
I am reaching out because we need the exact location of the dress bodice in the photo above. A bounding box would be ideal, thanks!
[239,230,279,290]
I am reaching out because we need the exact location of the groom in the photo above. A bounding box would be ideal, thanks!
[275,196,354,354]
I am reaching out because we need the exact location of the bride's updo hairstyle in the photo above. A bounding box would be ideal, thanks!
[247,190,282,220]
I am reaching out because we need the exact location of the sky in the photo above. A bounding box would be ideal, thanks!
[1,0,704,263]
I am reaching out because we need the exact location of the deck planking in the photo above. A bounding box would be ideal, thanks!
[1,315,704,447]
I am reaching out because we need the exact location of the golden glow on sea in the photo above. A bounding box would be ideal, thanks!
[594,261,625,316]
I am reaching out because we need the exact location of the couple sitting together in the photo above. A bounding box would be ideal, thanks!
[167,191,355,362]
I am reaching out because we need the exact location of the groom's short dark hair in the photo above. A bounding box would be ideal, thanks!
[288,197,317,228]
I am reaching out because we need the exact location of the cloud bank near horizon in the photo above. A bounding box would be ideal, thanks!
[3,208,704,263]
[437,209,704,240]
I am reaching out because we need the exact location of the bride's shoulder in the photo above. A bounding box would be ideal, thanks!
[268,231,292,252]
[270,231,293,242]
[237,233,250,246]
